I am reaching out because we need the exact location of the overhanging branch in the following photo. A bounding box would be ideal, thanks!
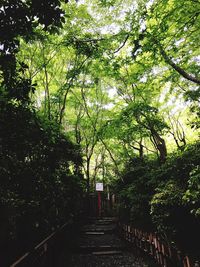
[159,44,200,85]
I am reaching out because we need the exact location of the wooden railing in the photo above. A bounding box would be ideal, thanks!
[119,222,200,267]
[10,222,70,267]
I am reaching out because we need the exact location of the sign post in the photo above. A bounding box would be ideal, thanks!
[96,183,103,217]
[98,191,101,217]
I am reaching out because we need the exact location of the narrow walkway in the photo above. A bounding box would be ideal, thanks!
[61,217,157,267]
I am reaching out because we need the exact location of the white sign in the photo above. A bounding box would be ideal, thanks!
[96,182,103,191]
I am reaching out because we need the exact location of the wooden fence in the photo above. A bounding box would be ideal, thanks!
[119,222,200,267]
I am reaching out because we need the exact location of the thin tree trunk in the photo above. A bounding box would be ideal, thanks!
[59,56,89,125]
[44,66,51,120]
[100,138,122,180]
[86,156,91,193]
[139,142,144,159]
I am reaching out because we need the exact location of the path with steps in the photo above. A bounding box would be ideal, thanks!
[60,217,157,267]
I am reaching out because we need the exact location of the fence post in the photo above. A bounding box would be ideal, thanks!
[185,256,191,267]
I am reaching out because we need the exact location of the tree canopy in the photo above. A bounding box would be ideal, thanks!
[1,0,200,264]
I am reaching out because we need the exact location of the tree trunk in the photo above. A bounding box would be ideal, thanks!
[151,129,167,163]
[86,158,90,193]
[139,142,144,159]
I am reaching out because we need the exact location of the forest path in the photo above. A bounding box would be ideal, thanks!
[58,217,157,267]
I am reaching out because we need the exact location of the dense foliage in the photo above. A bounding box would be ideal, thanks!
[0,103,83,262]
[0,0,84,265]
[115,142,200,258]
[0,0,200,263]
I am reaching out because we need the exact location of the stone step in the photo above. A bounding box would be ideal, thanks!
[89,217,117,220]
[92,250,122,256]
[84,231,105,235]
[83,225,115,229]
[89,217,117,224]
[96,219,116,222]
[95,221,113,225]
[82,227,116,233]
[79,245,125,252]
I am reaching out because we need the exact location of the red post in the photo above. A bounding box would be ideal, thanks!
[98,191,101,217]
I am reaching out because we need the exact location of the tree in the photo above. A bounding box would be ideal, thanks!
[0,0,66,102]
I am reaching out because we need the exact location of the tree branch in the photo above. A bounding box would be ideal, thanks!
[114,34,130,54]
[159,44,200,85]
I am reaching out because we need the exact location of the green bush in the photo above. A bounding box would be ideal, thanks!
[183,166,200,217]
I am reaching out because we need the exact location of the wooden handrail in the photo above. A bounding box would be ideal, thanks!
[10,253,30,267]
[10,222,69,267]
